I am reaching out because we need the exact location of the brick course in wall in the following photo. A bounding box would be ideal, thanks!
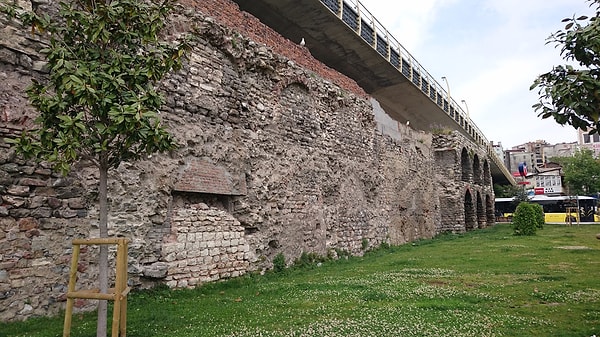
[179,0,367,98]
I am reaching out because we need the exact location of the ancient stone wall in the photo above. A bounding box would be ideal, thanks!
[433,132,495,233]
[161,205,251,288]
[0,0,489,322]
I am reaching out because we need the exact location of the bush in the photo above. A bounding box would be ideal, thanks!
[272,253,286,273]
[293,252,326,268]
[531,203,545,229]
[361,238,369,251]
[513,202,538,236]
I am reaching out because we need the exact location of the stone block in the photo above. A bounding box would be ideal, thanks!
[66,198,86,209]
[7,185,29,196]
[3,195,26,207]
[46,197,62,209]
[19,178,47,187]
[18,217,38,231]
[142,262,168,279]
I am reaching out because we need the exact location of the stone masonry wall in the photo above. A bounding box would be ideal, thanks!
[161,205,251,288]
[433,132,495,233]
[0,0,486,322]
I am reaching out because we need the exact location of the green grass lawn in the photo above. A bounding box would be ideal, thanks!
[3,223,600,337]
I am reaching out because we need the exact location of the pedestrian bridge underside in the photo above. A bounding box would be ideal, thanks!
[233,0,515,185]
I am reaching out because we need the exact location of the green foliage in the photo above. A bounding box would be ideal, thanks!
[430,127,453,135]
[361,238,369,251]
[512,202,538,236]
[293,252,326,269]
[531,203,545,229]
[560,149,600,195]
[334,248,352,259]
[272,253,286,273]
[548,156,569,166]
[5,0,191,174]
[493,183,525,198]
[3,3,191,334]
[4,224,600,337]
[531,0,600,133]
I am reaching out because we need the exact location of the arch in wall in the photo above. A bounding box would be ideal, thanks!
[476,191,485,228]
[483,159,491,186]
[473,154,482,185]
[485,194,495,225]
[461,148,471,182]
[464,189,476,230]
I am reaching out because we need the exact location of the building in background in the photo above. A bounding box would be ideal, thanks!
[491,141,504,163]
[543,141,578,159]
[506,140,578,170]
[578,129,600,157]
[532,164,563,196]
[504,148,535,174]
[511,140,549,166]
[498,139,578,196]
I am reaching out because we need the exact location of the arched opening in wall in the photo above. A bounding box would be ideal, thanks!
[476,191,485,228]
[171,158,248,229]
[464,190,476,230]
[461,148,471,182]
[483,160,491,186]
[473,154,482,185]
[485,194,495,225]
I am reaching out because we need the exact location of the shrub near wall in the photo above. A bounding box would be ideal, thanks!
[532,203,545,229]
[513,202,538,236]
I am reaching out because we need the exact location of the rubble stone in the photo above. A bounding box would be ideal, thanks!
[0,0,494,322]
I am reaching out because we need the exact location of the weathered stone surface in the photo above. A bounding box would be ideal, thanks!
[0,0,495,322]
[7,185,29,197]
[142,262,169,279]
[18,217,38,231]
[19,178,47,187]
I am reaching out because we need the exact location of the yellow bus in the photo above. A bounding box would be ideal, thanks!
[495,195,599,223]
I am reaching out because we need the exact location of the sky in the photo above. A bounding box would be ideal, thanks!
[357,0,593,149]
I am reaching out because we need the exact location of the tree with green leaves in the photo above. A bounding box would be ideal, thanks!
[531,0,600,133]
[3,0,189,335]
[493,183,525,198]
[561,149,600,195]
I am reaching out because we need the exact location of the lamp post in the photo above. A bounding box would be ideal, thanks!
[441,76,451,101]
[461,99,470,119]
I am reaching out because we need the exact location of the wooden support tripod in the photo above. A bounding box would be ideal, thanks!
[63,238,130,337]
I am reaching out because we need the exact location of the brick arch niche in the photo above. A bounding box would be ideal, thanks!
[483,160,491,186]
[476,191,485,228]
[460,148,471,182]
[464,189,476,230]
[473,154,482,185]
[485,194,495,225]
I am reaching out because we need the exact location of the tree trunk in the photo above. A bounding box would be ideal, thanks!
[97,162,109,337]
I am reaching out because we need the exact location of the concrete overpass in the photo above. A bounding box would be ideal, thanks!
[233,0,515,185]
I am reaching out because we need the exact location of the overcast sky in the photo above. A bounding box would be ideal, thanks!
[357,0,593,149]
